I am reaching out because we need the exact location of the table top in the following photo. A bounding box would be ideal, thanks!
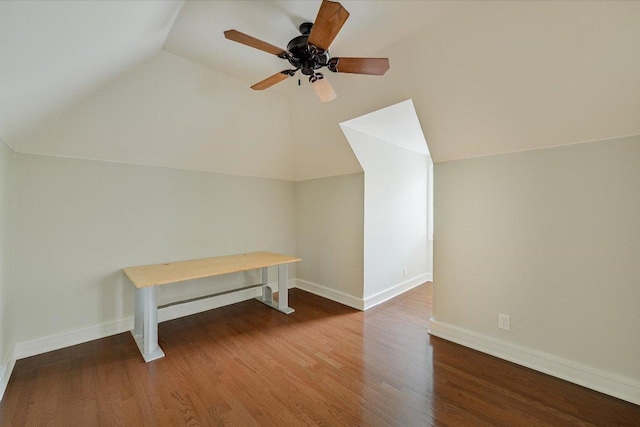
[123,251,301,288]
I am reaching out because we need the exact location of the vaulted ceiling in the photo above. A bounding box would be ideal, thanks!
[1,1,639,180]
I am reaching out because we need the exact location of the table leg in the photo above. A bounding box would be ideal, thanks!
[255,264,294,314]
[277,264,294,314]
[261,267,273,304]
[131,286,165,362]
[133,286,143,337]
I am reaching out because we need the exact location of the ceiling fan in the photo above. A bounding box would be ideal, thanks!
[224,0,390,103]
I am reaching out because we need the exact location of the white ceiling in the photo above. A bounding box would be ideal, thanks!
[163,1,464,91]
[1,1,639,180]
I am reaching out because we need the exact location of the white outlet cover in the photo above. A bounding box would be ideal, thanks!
[498,313,511,330]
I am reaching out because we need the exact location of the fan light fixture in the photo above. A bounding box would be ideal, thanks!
[224,0,390,103]
[310,73,337,103]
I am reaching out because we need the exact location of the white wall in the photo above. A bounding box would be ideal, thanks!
[0,138,15,392]
[342,127,432,303]
[431,136,640,404]
[295,173,364,306]
[12,153,296,345]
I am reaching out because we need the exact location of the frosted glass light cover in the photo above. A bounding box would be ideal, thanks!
[312,78,337,102]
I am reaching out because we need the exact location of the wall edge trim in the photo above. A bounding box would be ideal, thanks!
[0,346,16,401]
[11,286,281,362]
[4,278,345,401]
[363,273,433,310]
[429,319,640,406]
[294,279,364,310]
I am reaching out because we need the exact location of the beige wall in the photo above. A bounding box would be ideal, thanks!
[12,153,296,343]
[433,136,640,385]
[295,173,364,300]
[0,139,15,375]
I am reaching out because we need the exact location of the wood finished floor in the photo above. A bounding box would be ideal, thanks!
[1,284,639,426]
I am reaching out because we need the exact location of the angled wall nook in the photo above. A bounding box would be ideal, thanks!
[340,100,434,307]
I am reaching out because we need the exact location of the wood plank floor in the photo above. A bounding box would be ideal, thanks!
[1,284,639,426]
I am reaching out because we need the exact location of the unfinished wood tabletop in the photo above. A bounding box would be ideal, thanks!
[123,251,301,288]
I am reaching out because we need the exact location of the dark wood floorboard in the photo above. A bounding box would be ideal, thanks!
[1,284,638,426]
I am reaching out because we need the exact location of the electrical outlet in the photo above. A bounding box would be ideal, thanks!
[498,313,511,330]
[403,267,408,277]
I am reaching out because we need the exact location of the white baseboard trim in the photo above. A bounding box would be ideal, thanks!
[294,279,364,310]
[2,276,416,402]
[429,319,640,406]
[0,347,16,401]
[0,280,297,402]
[363,273,433,310]
[14,316,135,361]
[12,281,298,362]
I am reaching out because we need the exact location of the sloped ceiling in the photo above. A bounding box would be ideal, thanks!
[1,1,639,181]
[290,0,640,178]
[163,1,464,91]
[0,0,183,145]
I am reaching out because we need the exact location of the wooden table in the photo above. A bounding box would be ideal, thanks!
[123,251,301,362]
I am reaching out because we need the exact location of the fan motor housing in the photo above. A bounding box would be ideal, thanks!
[286,23,330,75]
[286,35,310,60]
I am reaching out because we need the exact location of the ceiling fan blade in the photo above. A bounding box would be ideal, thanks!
[224,30,287,56]
[308,0,350,51]
[329,57,390,75]
[251,71,292,90]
